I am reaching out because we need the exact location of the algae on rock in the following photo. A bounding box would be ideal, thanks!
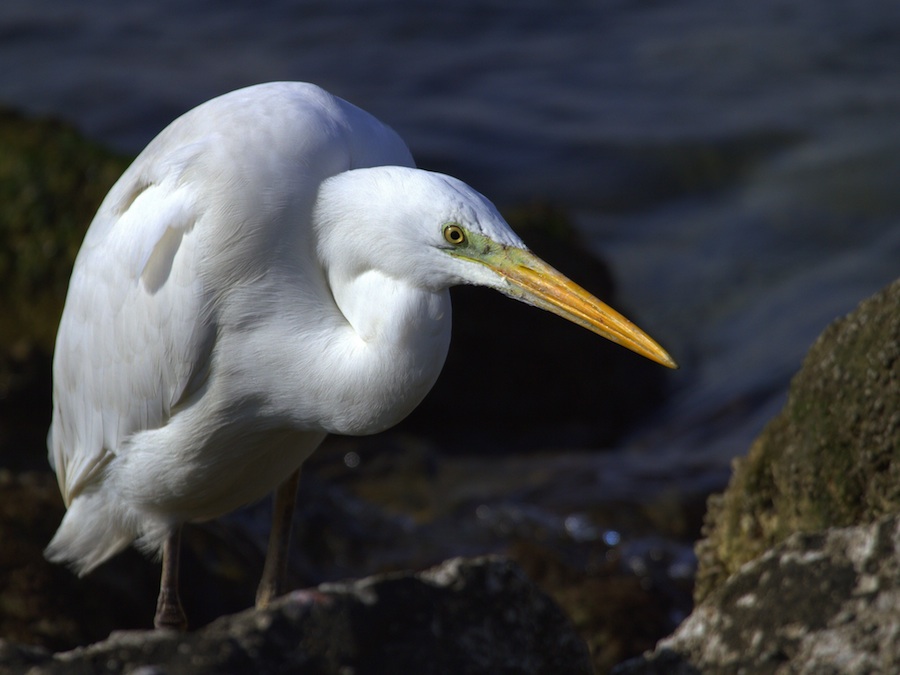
[695,278,900,601]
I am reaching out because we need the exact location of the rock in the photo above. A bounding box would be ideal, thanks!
[611,279,900,673]
[613,514,900,675]
[3,460,690,675]
[1,557,593,675]
[694,278,900,602]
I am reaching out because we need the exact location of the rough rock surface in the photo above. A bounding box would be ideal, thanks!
[613,514,900,674]
[0,556,593,675]
[612,279,900,673]
[695,278,900,601]
[0,461,693,675]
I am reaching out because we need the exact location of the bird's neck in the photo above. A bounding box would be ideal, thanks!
[318,270,452,435]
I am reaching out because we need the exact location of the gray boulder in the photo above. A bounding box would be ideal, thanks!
[613,514,900,674]
[1,556,593,675]
[694,278,900,602]
[613,279,900,674]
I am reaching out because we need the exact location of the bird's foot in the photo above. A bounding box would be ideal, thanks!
[255,577,280,610]
[154,587,188,631]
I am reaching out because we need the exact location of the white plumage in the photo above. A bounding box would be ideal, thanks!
[46,82,674,627]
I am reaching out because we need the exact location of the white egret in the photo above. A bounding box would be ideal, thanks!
[46,82,676,630]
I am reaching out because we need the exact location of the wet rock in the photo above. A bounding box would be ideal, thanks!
[2,459,684,675]
[694,278,900,601]
[230,450,697,675]
[611,279,900,673]
[2,557,593,675]
[613,514,900,675]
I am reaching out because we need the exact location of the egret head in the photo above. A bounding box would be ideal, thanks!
[315,165,676,368]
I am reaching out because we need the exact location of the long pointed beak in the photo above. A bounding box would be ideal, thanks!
[485,247,677,369]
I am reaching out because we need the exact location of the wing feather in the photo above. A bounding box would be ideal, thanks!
[49,151,213,505]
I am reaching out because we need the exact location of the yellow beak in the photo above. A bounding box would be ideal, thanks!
[478,245,677,369]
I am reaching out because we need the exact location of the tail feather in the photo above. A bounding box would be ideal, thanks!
[45,490,137,576]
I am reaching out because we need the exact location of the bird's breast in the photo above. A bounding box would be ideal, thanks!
[217,278,453,438]
[314,283,453,436]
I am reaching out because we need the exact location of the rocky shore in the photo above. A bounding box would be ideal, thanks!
[1,556,594,675]
[0,110,681,674]
[617,279,900,673]
[2,108,899,673]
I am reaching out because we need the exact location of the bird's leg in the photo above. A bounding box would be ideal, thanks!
[256,467,301,609]
[154,526,188,630]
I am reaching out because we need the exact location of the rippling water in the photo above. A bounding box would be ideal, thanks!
[3,0,899,478]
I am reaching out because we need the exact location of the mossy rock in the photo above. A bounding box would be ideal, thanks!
[695,278,900,602]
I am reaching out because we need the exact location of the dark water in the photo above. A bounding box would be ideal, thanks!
[2,0,899,512]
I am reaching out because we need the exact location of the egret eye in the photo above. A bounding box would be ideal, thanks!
[443,224,467,246]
